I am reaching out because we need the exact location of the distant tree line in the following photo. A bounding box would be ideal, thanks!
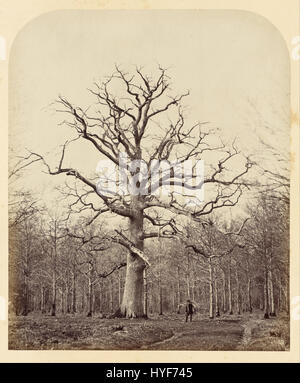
[9,188,289,320]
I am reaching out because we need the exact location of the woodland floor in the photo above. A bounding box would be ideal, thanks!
[8,310,289,351]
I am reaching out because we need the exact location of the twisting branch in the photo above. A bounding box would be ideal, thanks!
[28,142,133,218]
[97,262,127,279]
[113,230,151,266]
[187,242,243,260]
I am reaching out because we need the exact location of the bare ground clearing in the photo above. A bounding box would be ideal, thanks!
[8,311,289,351]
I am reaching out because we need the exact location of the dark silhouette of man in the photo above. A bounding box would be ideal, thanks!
[185,299,194,322]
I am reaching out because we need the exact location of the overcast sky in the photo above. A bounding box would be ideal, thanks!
[9,10,290,217]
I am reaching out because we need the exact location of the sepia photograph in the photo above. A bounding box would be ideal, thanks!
[7,9,291,352]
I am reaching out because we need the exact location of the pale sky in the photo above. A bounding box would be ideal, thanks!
[9,10,290,217]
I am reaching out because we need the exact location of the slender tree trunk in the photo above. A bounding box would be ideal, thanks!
[235,265,241,315]
[22,275,28,316]
[40,286,43,312]
[105,284,109,312]
[246,259,252,313]
[118,270,122,307]
[278,276,282,312]
[222,270,227,313]
[260,287,265,310]
[158,257,163,315]
[22,225,30,316]
[148,280,153,314]
[40,285,45,314]
[72,264,77,314]
[215,277,220,317]
[264,264,270,319]
[191,275,195,302]
[286,278,290,314]
[81,283,85,313]
[186,252,191,299]
[66,282,69,314]
[66,270,70,313]
[23,252,29,316]
[172,283,176,312]
[247,279,252,313]
[60,287,64,314]
[268,236,276,317]
[228,261,233,315]
[33,294,36,312]
[143,268,148,317]
[208,258,214,319]
[280,280,288,314]
[269,270,276,316]
[87,264,93,317]
[99,279,103,313]
[51,223,58,317]
[51,268,56,316]
[177,265,181,308]
[109,278,114,312]
[198,285,202,311]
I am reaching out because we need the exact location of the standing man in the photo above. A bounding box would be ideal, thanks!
[185,299,194,322]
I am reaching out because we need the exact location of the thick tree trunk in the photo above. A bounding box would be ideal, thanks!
[117,206,146,318]
[118,253,145,317]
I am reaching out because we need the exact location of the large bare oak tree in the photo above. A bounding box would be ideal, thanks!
[31,66,252,318]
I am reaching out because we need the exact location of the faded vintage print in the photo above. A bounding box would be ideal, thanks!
[8,10,290,351]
